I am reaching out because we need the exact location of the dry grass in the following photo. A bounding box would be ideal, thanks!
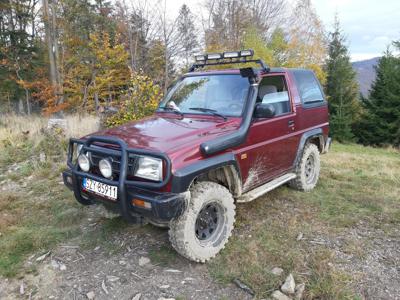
[0,114,100,277]
[0,113,100,141]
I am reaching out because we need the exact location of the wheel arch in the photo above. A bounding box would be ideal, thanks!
[171,153,242,197]
[293,128,324,167]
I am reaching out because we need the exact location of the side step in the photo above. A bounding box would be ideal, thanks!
[237,173,296,203]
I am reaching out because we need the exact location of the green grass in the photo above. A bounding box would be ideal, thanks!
[208,143,400,299]
[0,132,85,277]
[1,122,399,299]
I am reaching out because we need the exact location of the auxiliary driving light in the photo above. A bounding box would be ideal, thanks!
[223,51,240,58]
[78,153,90,172]
[206,53,222,60]
[195,54,206,62]
[240,49,254,57]
[99,158,113,178]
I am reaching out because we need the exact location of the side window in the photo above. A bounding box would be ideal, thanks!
[258,75,291,116]
[292,70,325,106]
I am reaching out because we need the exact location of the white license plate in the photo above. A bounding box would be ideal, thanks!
[82,178,118,201]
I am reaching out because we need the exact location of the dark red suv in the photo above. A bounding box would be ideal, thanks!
[63,50,331,262]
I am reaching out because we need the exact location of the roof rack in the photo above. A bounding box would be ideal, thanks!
[188,49,270,73]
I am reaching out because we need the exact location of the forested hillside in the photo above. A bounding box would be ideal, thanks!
[352,57,380,96]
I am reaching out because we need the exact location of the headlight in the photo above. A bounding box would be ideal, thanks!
[78,153,90,172]
[99,158,113,178]
[134,156,162,181]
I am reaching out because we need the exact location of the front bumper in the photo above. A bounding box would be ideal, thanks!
[63,169,187,223]
[64,136,186,224]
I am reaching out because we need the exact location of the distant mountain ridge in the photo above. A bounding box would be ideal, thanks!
[352,57,380,97]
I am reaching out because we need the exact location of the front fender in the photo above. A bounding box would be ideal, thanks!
[170,153,241,193]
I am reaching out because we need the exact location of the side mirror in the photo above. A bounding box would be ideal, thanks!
[254,103,275,118]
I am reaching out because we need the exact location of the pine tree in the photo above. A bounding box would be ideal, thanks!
[356,44,400,146]
[325,16,359,142]
[176,4,198,68]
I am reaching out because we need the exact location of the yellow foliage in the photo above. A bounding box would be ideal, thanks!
[243,27,274,66]
[62,32,130,113]
[105,72,162,127]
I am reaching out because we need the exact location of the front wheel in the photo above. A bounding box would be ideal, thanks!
[169,181,235,262]
[289,143,321,192]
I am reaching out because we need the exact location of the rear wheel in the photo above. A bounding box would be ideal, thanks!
[289,143,320,191]
[169,181,235,262]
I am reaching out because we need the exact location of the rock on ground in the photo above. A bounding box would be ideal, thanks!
[271,290,292,300]
[271,267,284,276]
[281,274,296,295]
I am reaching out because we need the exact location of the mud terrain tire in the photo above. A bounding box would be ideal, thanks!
[169,181,235,262]
[289,143,320,192]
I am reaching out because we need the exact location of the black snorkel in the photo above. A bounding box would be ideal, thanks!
[200,67,262,156]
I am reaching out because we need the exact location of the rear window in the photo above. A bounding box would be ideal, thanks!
[292,70,325,106]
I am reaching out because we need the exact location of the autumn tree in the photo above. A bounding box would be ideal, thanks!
[284,0,327,82]
[325,16,359,141]
[105,72,162,127]
[62,32,130,114]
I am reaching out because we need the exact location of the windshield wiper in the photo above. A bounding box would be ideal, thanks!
[189,107,227,121]
[158,106,184,118]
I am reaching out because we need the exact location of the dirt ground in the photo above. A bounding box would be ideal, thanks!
[0,205,252,300]
[1,203,400,300]
[334,223,400,299]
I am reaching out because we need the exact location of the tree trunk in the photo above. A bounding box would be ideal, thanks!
[94,92,100,115]
[163,0,168,95]
[18,99,24,114]
[43,0,59,103]
[164,47,168,95]
[50,0,63,104]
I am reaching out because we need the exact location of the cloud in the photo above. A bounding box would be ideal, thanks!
[313,0,400,58]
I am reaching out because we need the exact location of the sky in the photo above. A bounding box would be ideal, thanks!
[163,0,400,62]
[312,0,400,61]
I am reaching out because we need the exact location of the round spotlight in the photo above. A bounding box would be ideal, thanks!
[99,158,113,178]
[78,153,90,172]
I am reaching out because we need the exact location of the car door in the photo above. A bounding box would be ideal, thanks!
[235,73,299,191]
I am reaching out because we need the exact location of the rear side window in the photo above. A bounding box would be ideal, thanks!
[292,70,325,106]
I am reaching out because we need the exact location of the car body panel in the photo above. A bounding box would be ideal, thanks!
[65,66,330,223]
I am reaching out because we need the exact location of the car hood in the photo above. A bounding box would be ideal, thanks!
[90,114,241,155]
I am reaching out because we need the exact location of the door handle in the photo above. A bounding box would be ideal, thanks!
[288,120,295,131]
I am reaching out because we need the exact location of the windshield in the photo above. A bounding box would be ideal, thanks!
[158,74,250,117]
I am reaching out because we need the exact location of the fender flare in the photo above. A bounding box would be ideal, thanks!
[293,128,324,167]
[170,153,241,193]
